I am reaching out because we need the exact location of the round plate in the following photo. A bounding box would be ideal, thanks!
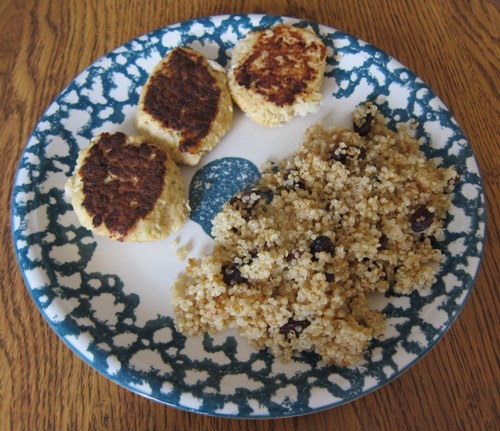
[11,14,486,418]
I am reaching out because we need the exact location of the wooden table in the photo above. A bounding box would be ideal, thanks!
[1,0,498,429]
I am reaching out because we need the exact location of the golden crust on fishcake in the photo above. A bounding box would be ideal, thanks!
[65,132,189,242]
[228,24,327,127]
[135,47,233,166]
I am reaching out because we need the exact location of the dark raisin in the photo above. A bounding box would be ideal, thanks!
[311,235,335,258]
[354,113,374,136]
[357,317,369,328]
[378,234,389,250]
[410,206,434,232]
[284,170,306,190]
[329,143,347,164]
[358,147,367,160]
[259,190,274,204]
[286,250,304,262]
[295,180,307,190]
[325,272,335,283]
[221,262,248,286]
[279,318,310,338]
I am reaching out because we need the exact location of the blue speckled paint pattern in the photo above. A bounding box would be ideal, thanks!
[11,15,486,418]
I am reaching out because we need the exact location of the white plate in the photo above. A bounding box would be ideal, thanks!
[11,14,486,418]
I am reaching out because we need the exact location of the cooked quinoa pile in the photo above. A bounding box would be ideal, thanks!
[172,103,458,366]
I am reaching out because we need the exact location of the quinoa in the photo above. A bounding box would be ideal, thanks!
[171,102,458,367]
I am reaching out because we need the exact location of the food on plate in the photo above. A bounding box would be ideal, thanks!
[172,103,459,366]
[227,24,327,127]
[135,47,233,166]
[65,132,188,242]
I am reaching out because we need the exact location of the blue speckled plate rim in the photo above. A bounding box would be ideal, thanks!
[10,13,487,419]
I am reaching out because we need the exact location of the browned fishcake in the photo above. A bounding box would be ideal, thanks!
[227,24,327,127]
[233,25,326,107]
[65,132,188,242]
[135,47,233,166]
[80,132,166,239]
[143,49,220,154]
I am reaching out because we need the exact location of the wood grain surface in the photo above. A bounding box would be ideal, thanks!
[1,0,499,430]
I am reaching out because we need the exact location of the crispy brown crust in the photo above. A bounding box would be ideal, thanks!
[143,48,221,154]
[233,25,327,107]
[80,132,167,241]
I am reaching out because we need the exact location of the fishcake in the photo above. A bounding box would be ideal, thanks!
[135,48,233,166]
[65,132,189,242]
[228,24,327,127]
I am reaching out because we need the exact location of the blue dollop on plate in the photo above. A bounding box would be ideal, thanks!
[188,157,261,236]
